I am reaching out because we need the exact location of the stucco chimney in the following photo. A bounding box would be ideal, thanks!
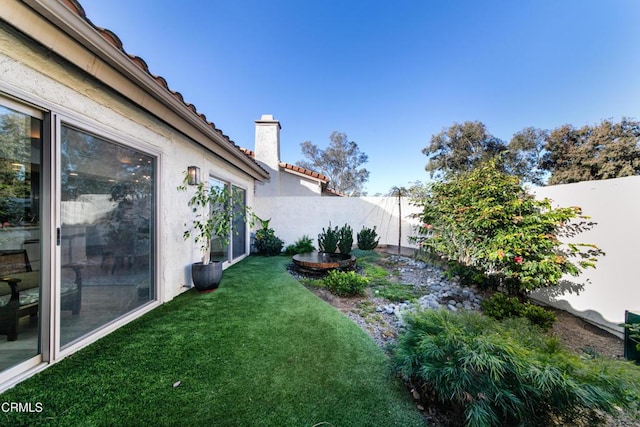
[254,114,281,171]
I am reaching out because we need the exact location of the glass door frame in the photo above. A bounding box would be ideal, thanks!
[207,175,251,264]
[0,94,49,383]
[0,87,163,389]
[52,113,162,361]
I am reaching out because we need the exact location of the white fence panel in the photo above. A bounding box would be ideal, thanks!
[255,176,639,337]
[253,196,422,251]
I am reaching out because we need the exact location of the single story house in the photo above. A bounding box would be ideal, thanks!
[0,0,269,391]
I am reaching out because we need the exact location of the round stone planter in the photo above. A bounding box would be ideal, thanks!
[191,261,223,292]
[292,252,356,273]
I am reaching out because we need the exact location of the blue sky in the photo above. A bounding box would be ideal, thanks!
[81,0,640,195]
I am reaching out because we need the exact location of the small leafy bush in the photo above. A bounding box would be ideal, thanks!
[481,293,557,331]
[520,304,557,331]
[284,235,315,255]
[324,270,369,297]
[254,218,284,256]
[337,224,354,254]
[393,309,640,427]
[357,226,379,250]
[318,223,340,253]
[480,293,522,320]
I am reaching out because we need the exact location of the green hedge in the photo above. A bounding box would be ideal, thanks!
[393,309,640,427]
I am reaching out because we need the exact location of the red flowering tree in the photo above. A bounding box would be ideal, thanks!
[411,160,604,296]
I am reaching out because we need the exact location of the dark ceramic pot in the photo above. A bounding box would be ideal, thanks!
[191,261,223,292]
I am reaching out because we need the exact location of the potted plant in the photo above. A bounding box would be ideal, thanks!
[178,173,251,292]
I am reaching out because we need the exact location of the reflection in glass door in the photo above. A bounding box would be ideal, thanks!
[59,125,155,348]
[209,178,228,263]
[232,186,246,260]
[0,104,43,372]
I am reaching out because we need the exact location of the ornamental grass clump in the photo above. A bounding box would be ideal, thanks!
[393,309,640,427]
[284,235,315,255]
[411,159,604,296]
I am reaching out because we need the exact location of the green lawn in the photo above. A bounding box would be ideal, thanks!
[1,256,423,427]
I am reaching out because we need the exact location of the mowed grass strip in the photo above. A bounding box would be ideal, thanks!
[1,256,423,427]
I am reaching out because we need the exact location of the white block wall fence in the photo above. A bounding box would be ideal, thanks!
[531,176,640,337]
[253,196,423,252]
[254,176,640,338]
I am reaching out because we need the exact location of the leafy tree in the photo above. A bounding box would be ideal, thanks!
[505,126,548,185]
[297,131,370,196]
[411,159,603,296]
[422,121,506,179]
[542,118,640,184]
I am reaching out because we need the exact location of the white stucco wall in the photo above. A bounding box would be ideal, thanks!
[257,176,638,337]
[253,196,422,250]
[0,25,254,306]
[530,176,640,336]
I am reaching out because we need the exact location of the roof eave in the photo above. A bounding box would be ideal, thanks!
[15,0,269,181]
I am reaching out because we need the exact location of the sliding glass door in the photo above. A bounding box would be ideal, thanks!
[0,93,159,385]
[232,185,247,260]
[208,178,248,263]
[0,102,43,371]
[59,124,155,347]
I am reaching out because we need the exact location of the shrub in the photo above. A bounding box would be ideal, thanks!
[284,235,315,255]
[411,159,604,296]
[357,226,379,250]
[318,223,340,253]
[481,293,557,331]
[520,304,556,331]
[323,270,369,297]
[480,293,522,320]
[254,218,284,256]
[337,224,354,254]
[393,309,640,427]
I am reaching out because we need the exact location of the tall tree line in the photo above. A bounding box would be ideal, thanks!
[422,118,640,185]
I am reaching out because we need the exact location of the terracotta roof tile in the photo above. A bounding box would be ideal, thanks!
[239,148,255,158]
[61,0,268,177]
[239,149,343,196]
[322,187,346,197]
[279,162,329,183]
